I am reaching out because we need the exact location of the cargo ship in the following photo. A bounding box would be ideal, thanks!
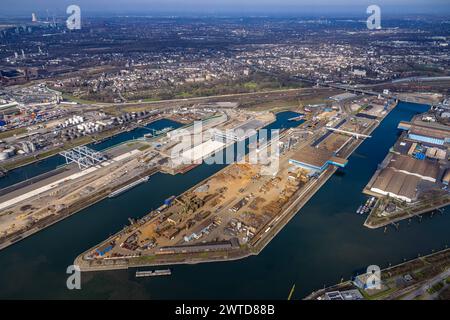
[108,176,149,198]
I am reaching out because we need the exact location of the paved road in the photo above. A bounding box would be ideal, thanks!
[401,268,450,300]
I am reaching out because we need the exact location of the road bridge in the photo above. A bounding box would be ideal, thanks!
[326,127,372,139]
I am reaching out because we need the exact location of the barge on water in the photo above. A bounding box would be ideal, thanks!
[135,269,172,278]
[288,114,305,121]
[143,126,174,139]
[356,196,376,215]
[178,163,200,174]
[108,176,149,198]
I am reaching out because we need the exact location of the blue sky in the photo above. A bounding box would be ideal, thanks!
[1,0,449,16]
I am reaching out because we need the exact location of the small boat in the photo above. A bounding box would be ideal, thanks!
[357,196,377,215]
[154,126,173,135]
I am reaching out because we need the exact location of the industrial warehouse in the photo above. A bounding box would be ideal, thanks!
[364,108,450,228]
[398,120,450,146]
[369,154,440,203]
[289,145,348,175]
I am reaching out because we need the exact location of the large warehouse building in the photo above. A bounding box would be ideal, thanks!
[181,139,225,163]
[289,146,348,174]
[398,121,450,146]
[369,154,440,202]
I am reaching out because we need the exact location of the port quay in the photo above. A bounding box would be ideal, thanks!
[0,98,445,297]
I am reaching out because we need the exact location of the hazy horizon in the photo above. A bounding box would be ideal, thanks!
[1,0,449,17]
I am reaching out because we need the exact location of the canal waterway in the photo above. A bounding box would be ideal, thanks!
[0,104,449,299]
